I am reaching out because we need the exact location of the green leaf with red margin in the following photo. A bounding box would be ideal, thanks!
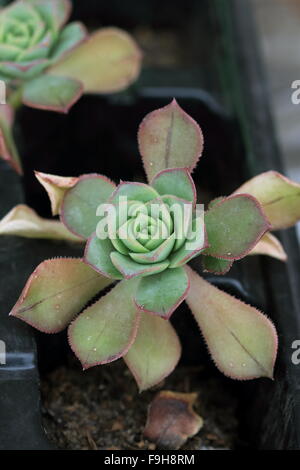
[31,0,72,32]
[109,181,159,204]
[35,171,79,216]
[50,22,88,61]
[124,312,181,391]
[138,99,204,182]
[68,278,140,369]
[84,232,123,280]
[110,251,169,279]
[185,266,278,380]
[61,174,115,239]
[48,27,142,93]
[22,75,84,113]
[204,194,270,260]
[0,104,22,174]
[151,168,197,205]
[0,204,81,242]
[10,258,112,333]
[202,256,233,275]
[134,267,189,319]
[168,214,208,268]
[233,171,300,230]
[129,234,175,264]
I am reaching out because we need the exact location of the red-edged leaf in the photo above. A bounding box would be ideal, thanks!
[109,181,159,203]
[151,168,197,205]
[110,251,169,279]
[0,204,81,241]
[186,266,278,380]
[68,279,140,369]
[202,256,233,275]
[124,312,181,391]
[48,27,142,93]
[61,173,115,239]
[35,171,79,216]
[134,267,190,319]
[249,232,287,262]
[234,171,300,230]
[10,258,112,333]
[22,75,83,113]
[138,99,204,182]
[204,194,270,260]
[84,233,123,280]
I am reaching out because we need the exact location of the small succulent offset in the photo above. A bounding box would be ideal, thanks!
[0,0,141,173]
[3,100,300,391]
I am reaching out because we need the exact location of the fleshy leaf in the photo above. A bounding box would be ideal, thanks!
[61,174,115,239]
[110,251,169,279]
[202,256,233,275]
[84,233,123,280]
[186,267,278,380]
[134,267,189,319]
[0,104,22,174]
[129,234,175,264]
[22,75,83,113]
[138,99,204,181]
[68,279,140,369]
[0,204,81,242]
[35,171,78,216]
[124,312,181,391]
[110,182,159,204]
[204,194,270,260]
[50,22,88,61]
[48,28,142,93]
[144,391,203,450]
[249,232,287,262]
[151,168,197,205]
[208,196,225,209]
[233,171,300,230]
[168,217,208,268]
[31,0,72,32]
[10,258,112,333]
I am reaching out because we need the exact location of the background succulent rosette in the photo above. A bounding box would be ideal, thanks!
[2,100,300,391]
[0,0,142,173]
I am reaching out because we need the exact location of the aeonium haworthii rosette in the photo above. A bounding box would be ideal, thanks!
[5,100,280,391]
[0,0,142,174]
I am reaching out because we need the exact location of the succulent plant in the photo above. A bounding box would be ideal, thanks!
[0,0,142,173]
[3,100,300,391]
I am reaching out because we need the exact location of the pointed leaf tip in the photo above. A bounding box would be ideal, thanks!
[234,171,300,230]
[35,171,79,215]
[0,204,81,241]
[124,312,181,391]
[249,232,288,261]
[10,258,112,333]
[186,266,278,380]
[138,100,204,181]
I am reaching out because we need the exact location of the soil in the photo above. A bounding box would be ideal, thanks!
[41,356,239,450]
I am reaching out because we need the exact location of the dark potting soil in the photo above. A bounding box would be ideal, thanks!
[41,356,239,450]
